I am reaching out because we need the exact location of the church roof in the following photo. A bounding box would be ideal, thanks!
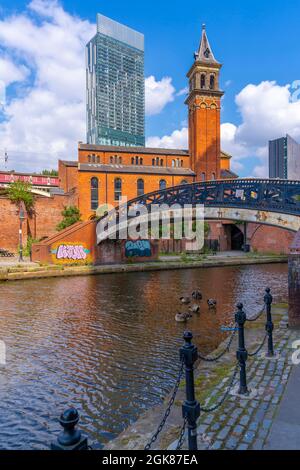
[195,24,219,64]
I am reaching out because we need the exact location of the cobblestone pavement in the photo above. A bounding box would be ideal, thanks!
[170,315,297,451]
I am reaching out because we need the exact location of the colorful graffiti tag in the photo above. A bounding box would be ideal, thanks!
[51,243,91,264]
[125,240,152,258]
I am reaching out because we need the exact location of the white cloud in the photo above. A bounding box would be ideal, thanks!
[0,0,93,171]
[146,127,188,149]
[145,75,175,116]
[176,86,188,97]
[0,57,29,86]
[149,80,300,176]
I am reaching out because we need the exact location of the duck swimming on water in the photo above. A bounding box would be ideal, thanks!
[207,299,217,309]
[192,290,203,301]
[189,304,200,314]
[175,312,192,323]
[179,296,191,305]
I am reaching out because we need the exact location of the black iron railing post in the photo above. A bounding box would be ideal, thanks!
[180,331,200,451]
[51,408,89,450]
[264,288,274,357]
[235,303,249,395]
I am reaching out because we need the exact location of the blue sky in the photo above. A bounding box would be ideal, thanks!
[0,0,300,176]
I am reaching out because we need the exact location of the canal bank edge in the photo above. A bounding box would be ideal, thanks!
[0,254,288,282]
[105,305,292,451]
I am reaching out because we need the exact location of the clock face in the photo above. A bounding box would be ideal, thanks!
[204,48,210,58]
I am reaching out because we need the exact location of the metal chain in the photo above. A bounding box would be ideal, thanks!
[200,362,239,413]
[144,360,184,450]
[246,305,266,322]
[248,333,268,357]
[197,326,237,363]
[176,416,187,450]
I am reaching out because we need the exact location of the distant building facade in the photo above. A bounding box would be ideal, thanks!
[269,134,300,180]
[86,14,145,147]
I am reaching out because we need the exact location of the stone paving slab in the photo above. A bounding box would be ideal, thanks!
[263,358,300,450]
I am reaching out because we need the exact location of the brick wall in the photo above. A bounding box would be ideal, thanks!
[247,224,295,255]
[0,191,77,252]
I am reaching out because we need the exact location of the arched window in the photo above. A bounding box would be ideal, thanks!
[160,159,164,166]
[210,74,215,90]
[211,172,216,180]
[172,160,175,167]
[110,156,114,164]
[118,156,122,164]
[140,157,143,165]
[137,179,144,196]
[91,155,96,163]
[156,157,160,166]
[131,157,135,165]
[135,156,139,165]
[201,172,206,182]
[159,179,167,190]
[201,74,206,89]
[88,155,91,163]
[152,158,155,166]
[96,156,100,164]
[181,180,188,185]
[91,177,99,210]
[181,160,184,167]
[114,178,122,201]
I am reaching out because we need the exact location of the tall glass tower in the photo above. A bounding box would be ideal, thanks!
[86,14,145,147]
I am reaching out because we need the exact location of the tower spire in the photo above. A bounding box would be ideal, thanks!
[195,24,218,64]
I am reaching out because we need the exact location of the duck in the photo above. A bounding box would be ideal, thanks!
[175,312,192,323]
[189,304,200,314]
[192,290,203,301]
[179,296,191,305]
[207,299,217,309]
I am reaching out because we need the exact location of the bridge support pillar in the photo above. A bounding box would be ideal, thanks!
[288,229,300,329]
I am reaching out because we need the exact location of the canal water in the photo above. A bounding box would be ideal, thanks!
[0,263,288,449]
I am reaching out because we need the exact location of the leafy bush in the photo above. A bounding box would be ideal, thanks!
[56,206,81,231]
[7,181,35,213]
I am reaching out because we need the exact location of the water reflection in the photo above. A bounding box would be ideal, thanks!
[0,263,287,449]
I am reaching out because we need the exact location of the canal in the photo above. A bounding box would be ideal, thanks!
[0,263,288,449]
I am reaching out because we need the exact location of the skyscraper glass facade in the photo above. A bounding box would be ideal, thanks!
[269,134,300,180]
[86,14,145,147]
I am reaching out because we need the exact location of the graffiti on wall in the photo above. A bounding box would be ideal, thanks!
[51,242,91,264]
[125,240,152,258]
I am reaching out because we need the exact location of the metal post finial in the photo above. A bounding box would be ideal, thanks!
[51,408,89,450]
[202,23,206,31]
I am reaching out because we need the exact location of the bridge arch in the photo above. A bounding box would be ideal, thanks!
[97,179,300,243]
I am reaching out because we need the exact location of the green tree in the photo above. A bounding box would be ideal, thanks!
[7,181,35,214]
[42,169,58,176]
[56,206,81,231]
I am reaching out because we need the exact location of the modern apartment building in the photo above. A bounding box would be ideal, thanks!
[269,134,300,180]
[86,14,145,147]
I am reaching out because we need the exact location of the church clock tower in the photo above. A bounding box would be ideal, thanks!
[186,25,223,181]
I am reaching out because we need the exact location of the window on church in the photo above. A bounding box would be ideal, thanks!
[131,157,135,165]
[91,177,99,210]
[114,178,122,201]
[159,179,167,190]
[160,159,163,166]
[88,155,91,163]
[201,172,206,181]
[96,156,100,164]
[140,158,143,165]
[119,156,122,164]
[210,75,215,90]
[152,158,155,166]
[137,179,144,196]
[172,160,175,167]
[110,156,114,164]
[201,74,206,89]
[211,172,216,180]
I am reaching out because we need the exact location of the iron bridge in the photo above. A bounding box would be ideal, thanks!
[97,179,300,242]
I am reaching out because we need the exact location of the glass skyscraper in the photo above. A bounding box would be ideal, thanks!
[269,134,300,180]
[86,14,145,147]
